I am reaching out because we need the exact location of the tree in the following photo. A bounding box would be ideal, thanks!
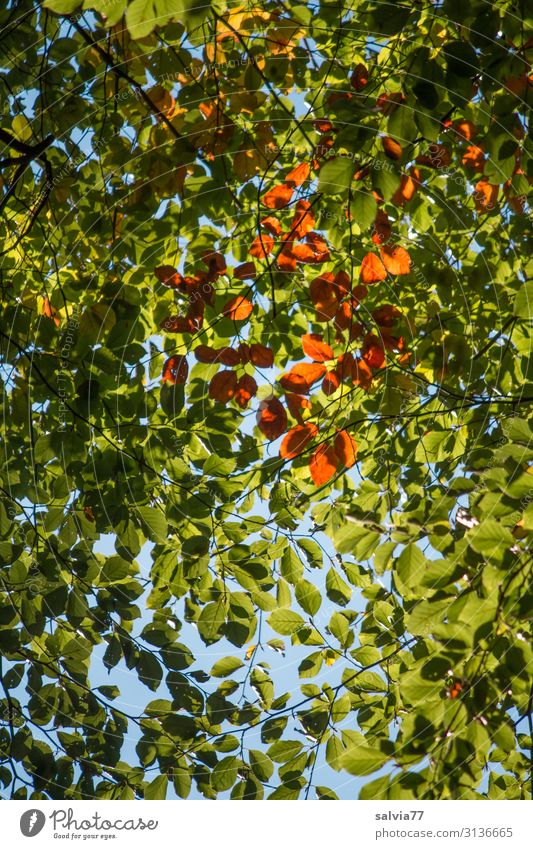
[0,0,531,801]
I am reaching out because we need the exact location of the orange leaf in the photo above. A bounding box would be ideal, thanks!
[453,119,476,141]
[277,244,298,272]
[313,119,333,133]
[262,184,294,209]
[291,199,315,239]
[334,301,352,331]
[279,362,326,394]
[285,162,310,188]
[280,423,318,459]
[222,295,253,321]
[352,357,373,389]
[334,430,357,468]
[209,370,237,403]
[155,265,183,288]
[309,444,338,485]
[416,143,451,169]
[286,393,312,423]
[250,233,275,258]
[302,333,334,362]
[392,168,420,206]
[234,374,258,408]
[261,215,282,236]
[380,244,411,275]
[162,355,188,385]
[249,343,274,368]
[474,179,498,213]
[360,253,387,284]
[234,262,256,280]
[202,251,226,277]
[382,136,402,160]
[322,369,341,396]
[462,144,485,171]
[42,297,60,327]
[257,397,288,441]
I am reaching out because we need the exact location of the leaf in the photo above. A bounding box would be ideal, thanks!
[280,423,318,459]
[222,296,253,321]
[295,579,322,615]
[257,397,288,441]
[325,568,352,606]
[514,281,533,319]
[144,775,168,800]
[334,430,357,467]
[262,184,294,209]
[210,656,244,678]
[350,191,378,230]
[268,609,305,635]
[136,506,168,543]
[285,162,310,187]
[360,253,387,284]
[380,244,411,275]
[279,363,327,393]
[309,444,338,486]
[125,0,157,39]
[318,158,353,195]
[162,355,188,385]
[209,370,238,402]
[301,333,334,362]
[341,745,390,776]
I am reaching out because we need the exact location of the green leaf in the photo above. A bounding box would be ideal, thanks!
[210,656,244,678]
[295,579,322,615]
[341,744,390,776]
[268,609,305,635]
[144,775,168,800]
[318,158,353,195]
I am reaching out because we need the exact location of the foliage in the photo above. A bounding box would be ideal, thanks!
[0,0,532,801]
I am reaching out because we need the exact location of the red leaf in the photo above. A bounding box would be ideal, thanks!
[309,273,338,320]
[195,345,219,363]
[350,63,368,92]
[360,253,387,284]
[309,444,338,485]
[202,251,226,277]
[250,233,275,258]
[218,347,241,366]
[334,430,357,468]
[279,362,327,393]
[234,262,256,280]
[162,355,188,385]
[302,333,334,362]
[262,184,294,209]
[222,296,253,321]
[372,304,401,327]
[160,316,197,334]
[257,397,288,441]
[209,370,237,403]
[453,119,477,140]
[285,162,310,187]
[380,244,411,275]
[462,144,485,171]
[362,334,386,369]
[155,265,182,288]
[371,210,392,245]
[234,374,258,408]
[280,423,318,459]
[249,343,274,368]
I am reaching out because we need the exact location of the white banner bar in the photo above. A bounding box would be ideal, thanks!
[3,800,532,848]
